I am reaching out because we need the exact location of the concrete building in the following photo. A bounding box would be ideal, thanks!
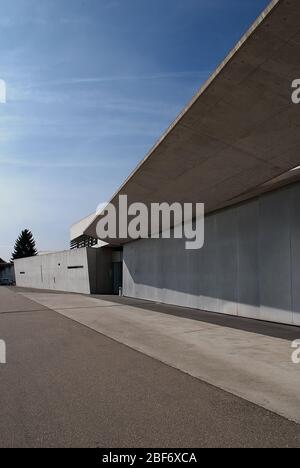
[14,214,123,295]
[15,0,300,326]
[83,0,300,326]
[70,213,102,250]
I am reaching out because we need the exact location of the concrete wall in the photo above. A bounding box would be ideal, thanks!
[123,182,300,326]
[15,248,113,294]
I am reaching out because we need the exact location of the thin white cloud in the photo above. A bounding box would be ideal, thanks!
[0,158,131,169]
[20,70,210,90]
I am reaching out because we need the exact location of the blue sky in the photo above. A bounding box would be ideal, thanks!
[0,0,270,260]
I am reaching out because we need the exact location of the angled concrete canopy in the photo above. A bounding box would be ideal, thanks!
[85,0,300,243]
[70,213,98,241]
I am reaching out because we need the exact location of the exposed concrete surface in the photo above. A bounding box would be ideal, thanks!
[70,212,98,241]
[93,294,300,342]
[2,286,300,448]
[14,248,113,295]
[123,182,300,326]
[13,286,300,341]
[0,286,49,314]
[15,249,91,294]
[19,290,300,425]
[86,0,300,242]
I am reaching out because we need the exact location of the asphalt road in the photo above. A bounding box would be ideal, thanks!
[0,286,300,448]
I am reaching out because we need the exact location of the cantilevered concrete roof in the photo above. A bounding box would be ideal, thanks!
[70,212,98,241]
[85,0,300,242]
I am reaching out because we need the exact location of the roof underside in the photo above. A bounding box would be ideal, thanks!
[85,0,300,243]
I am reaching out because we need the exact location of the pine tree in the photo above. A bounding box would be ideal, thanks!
[11,229,38,261]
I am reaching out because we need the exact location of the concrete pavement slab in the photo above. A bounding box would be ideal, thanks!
[0,286,48,314]
[19,290,300,425]
[2,287,300,447]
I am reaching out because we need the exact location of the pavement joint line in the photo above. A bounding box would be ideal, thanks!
[0,308,49,315]
[0,304,128,315]
[14,302,130,311]
[40,304,126,311]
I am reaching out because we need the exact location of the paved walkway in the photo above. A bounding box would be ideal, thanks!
[17,287,300,425]
[1,286,300,447]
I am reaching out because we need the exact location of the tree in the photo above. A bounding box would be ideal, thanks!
[11,229,38,261]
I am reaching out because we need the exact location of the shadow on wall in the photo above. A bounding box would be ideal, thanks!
[123,182,300,326]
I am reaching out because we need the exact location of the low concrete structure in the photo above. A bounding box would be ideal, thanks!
[15,248,113,294]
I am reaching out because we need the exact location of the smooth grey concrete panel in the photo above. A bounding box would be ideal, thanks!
[237,199,260,320]
[186,236,201,310]
[259,187,293,324]
[123,182,300,326]
[15,248,115,295]
[15,249,91,294]
[164,237,190,308]
[123,241,137,299]
[291,183,300,325]
[196,215,219,313]
[123,239,150,301]
[215,207,238,316]
[135,239,161,302]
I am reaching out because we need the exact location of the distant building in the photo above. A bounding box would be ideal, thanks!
[0,259,15,286]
